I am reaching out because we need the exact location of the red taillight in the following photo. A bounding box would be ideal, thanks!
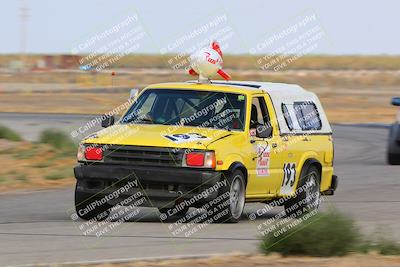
[186,152,205,166]
[85,146,103,160]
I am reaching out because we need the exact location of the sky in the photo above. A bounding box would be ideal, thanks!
[0,0,399,55]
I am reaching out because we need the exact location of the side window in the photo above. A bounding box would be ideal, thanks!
[250,97,271,128]
[282,104,294,131]
[293,102,322,130]
[259,97,271,125]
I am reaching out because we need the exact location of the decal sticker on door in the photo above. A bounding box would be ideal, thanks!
[280,163,296,195]
[163,133,210,144]
[256,144,270,176]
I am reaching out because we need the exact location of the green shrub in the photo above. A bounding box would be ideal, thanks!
[367,239,400,255]
[45,173,65,180]
[0,125,22,141]
[45,169,72,180]
[31,162,50,168]
[13,147,38,159]
[45,172,66,180]
[15,174,28,183]
[260,210,361,257]
[38,129,75,151]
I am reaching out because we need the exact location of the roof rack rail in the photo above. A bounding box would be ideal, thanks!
[186,80,261,88]
[209,81,262,88]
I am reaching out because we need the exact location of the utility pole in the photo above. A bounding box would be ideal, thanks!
[19,0,30,72]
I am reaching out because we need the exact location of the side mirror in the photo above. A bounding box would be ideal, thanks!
[101,115,115,128]
[256,124,273,138]
[392,97,400,106]
[129,89,139,101]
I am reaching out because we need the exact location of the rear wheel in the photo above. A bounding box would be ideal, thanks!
[209,170,246,223]
[74,182,112,221]
[284,165,321,218]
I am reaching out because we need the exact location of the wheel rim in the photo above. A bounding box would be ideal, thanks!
[229,175,245,219]
[305,173,320,210]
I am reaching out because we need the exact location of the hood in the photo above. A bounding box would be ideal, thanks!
[82,123,235,150]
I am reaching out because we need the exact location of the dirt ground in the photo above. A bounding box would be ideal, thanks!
[0,139,75,192]
[0,87,397,123]
[76,253,400,267]
[0,69,398,123]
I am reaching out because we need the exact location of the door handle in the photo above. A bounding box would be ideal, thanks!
[302,137,311,141]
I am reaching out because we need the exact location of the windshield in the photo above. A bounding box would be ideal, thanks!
[121,89,246,131]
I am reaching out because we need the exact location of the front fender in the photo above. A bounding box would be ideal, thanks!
[217,153,245,171]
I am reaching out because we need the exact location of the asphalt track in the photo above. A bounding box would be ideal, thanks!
[0,113,399,266]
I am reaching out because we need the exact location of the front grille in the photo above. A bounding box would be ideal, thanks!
[103,145,184,167]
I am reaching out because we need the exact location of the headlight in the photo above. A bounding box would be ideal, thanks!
[77,144,104,161]
[183,151,216,169]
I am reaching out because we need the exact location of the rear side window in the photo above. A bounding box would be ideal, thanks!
[293,101,322,130]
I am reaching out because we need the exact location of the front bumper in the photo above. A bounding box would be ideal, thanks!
[74,164,222,207]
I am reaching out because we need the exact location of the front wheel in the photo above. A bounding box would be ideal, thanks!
[209,170,246,223]
[74,183,112,221]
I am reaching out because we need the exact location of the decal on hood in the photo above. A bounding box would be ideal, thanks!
[163,133,210,144]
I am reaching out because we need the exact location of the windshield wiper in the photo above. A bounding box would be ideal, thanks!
[136,118,153,124]
[135,113,154,124]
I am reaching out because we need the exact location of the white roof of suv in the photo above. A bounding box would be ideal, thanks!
[191,80,333,134]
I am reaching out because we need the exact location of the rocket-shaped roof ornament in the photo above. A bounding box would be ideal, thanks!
[188,41,231,83]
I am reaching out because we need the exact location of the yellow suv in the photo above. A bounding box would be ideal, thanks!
[74,81,337,223]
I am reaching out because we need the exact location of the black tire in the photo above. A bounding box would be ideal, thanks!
[387,123,400,165]
[284,165,321,218]
[388,153,400,165]
[74,183,112,221]
[208,170,246,223]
